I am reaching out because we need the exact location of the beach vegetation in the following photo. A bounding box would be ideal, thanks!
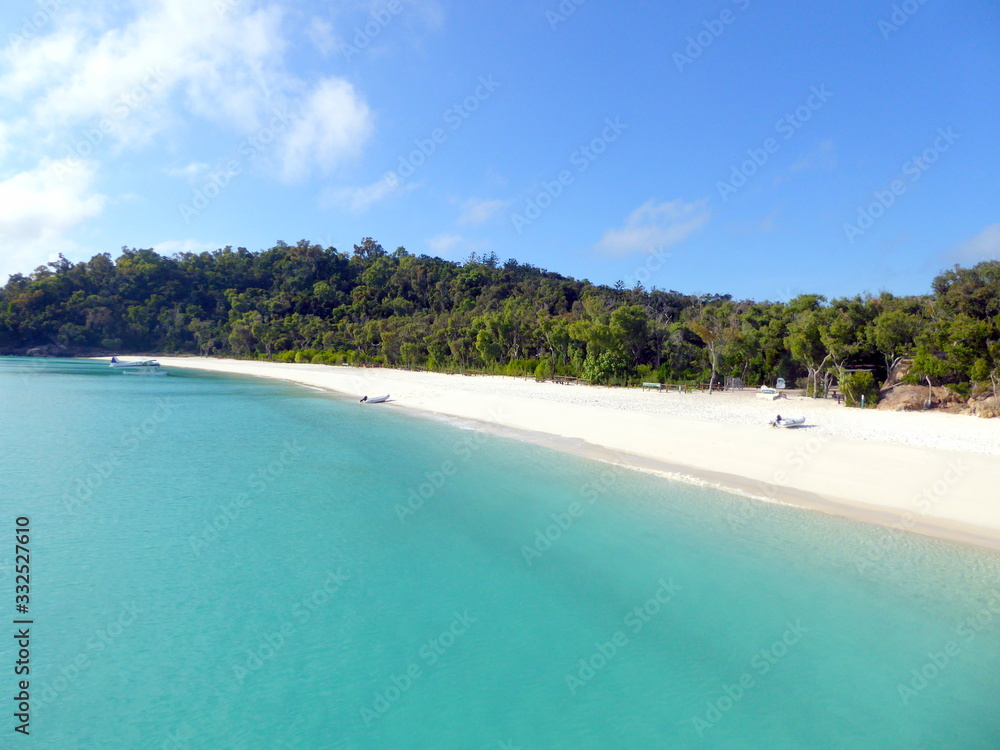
[839,371,878,408]
[535,358,554,382]
[1,243,998,409]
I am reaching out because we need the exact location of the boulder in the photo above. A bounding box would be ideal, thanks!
[25,344,66,357]
[881,358,913,390]
[968,395,1000,419]
[877,384,962,412]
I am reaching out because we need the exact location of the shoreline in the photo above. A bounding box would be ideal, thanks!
[145,357,1000,552]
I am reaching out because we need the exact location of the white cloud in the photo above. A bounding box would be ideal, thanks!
[322,173,408,213]
[596,198,709,257]
[952,224,1000,263]
[0,158,106,281]
[409,1,446,35]
[0,0,378,275]
[307,16,337,56]
[456,197,510,226]
[0,1,372,166]
[3,2,273,145]
[427,233,485,259]
[279,78,372,181]
[165,161,210,182]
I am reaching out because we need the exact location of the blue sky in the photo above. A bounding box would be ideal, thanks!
[1,0,997,300]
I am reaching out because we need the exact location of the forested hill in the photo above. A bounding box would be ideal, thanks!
[2,238,999,401]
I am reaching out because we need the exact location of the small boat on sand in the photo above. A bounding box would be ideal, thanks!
[771,415,806,428]
[360,395,389,404]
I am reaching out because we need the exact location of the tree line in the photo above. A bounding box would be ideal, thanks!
[1,239,998,404]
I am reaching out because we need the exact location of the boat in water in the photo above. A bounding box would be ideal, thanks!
[109,356,161,369]
[110,357,166,375]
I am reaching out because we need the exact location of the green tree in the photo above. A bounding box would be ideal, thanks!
[688,301,739,392]
[787,309,830,397]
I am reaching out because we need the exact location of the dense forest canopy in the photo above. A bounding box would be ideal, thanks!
[2,239,999,402]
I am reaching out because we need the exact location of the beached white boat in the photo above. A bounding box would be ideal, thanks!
[771,416,806,428]
[360,395,389,404]
[109,356,160,369]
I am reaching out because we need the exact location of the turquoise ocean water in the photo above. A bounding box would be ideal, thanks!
[1,357,998,749]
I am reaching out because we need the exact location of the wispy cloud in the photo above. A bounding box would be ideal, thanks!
[279,78,371,181]
[596,198,709,257]
[0,158,106,281]
[456,197,511,226]
[307,16,337,56]
[165,162,210,182]
[322,173,407,213]
[427,233,486,258]
[0,0,373,172]
[0,0,380,275]
[952,224,1000,263]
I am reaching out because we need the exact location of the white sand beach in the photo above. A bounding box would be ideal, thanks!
[150,357,1000,550]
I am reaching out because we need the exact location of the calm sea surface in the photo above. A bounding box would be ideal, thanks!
[1,357,998,749]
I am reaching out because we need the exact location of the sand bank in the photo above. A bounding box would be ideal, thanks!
[149,357,1000,550]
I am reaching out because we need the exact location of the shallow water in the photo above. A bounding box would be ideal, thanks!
[1,357,998,748]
